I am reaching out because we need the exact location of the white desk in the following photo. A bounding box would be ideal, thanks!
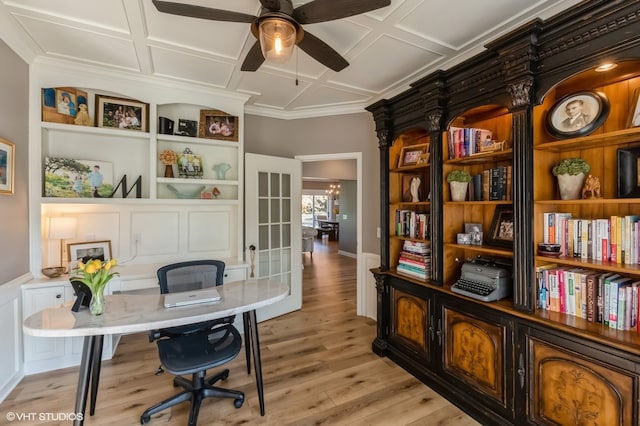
[23,279,288,425]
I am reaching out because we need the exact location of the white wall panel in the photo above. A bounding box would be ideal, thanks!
[131,211,179,256]
[188,211,232,255]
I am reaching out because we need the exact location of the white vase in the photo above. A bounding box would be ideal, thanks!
[449,181,469,202]
[556,173,585,200]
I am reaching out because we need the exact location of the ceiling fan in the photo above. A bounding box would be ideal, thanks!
[152,0,391,72]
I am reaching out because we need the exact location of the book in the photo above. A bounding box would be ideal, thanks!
[536,264,557,310]
[602,273,620,327]
[608,276,632,329]
[585,271,600,322]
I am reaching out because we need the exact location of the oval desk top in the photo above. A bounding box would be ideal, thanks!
[24,279,289,338]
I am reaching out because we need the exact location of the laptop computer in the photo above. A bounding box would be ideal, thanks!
[163,288,221,308]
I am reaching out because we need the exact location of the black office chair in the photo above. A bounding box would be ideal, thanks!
[140,260,244,425]
[140,325,244,425]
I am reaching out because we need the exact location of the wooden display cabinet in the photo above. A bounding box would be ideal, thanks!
[388,129,432,280]
[442,106,513,284]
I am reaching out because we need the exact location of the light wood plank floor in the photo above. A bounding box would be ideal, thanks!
[1,241,479,425]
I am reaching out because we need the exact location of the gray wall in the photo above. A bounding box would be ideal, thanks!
[0,40,29,285]
[245,113,380,254]
[338,180,357,254]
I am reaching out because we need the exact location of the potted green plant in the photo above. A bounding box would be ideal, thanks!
[446,169,471,201]
[552,158,590,200]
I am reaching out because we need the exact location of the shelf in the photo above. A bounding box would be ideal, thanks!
[157,134,238,147]
[391,163,430,173]
[534,255,640,276]
[445,149,512,165]
[390,235,430,243]
[445,200,512,206]
[393,201,430,207]
[446,243,513,257]
[535,198,640,204]
[536,128,640,152]
[42,121,149,139]
[156,177,239,186]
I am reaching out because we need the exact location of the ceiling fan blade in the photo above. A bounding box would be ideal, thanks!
[152,0,256,23]
[241,41,266,72]
[259,0,281,12]
[297,31,348,72]
[293,0,390,24]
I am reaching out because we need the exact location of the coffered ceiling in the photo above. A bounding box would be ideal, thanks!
[0,0,581,119]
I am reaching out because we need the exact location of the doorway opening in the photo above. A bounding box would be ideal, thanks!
[295,152,365,316]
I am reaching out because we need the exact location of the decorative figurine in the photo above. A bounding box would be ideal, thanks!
[581,174,601,199]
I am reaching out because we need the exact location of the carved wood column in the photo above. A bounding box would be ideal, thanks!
[426,112,444,284]
[508,79,535,312]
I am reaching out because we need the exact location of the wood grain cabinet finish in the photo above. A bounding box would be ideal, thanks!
[525,333,638,426]
[442,306,508,409]
[390,287,432,362]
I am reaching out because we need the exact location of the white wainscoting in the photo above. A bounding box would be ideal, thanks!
[0,274,30,403]
[41,203,239,269]
[361,252,380,321]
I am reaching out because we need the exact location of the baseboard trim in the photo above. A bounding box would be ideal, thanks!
[338,250,356,258]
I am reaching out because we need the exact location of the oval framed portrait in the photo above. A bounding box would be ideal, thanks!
[545,90,610,139]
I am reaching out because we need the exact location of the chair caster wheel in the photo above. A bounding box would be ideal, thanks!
[140,414,150,424]
[234,395,244,408]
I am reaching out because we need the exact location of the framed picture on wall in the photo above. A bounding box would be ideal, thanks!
[0,138,15,195]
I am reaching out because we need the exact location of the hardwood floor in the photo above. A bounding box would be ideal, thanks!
[1,241,479,425]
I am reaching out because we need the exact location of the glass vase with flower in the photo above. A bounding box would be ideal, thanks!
[72,259,118,315]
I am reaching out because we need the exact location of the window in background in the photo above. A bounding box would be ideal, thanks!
[302,193,328,227]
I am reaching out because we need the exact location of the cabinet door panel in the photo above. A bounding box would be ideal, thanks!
[390,287,431,361]
[442,306,508,408]
[527,335,637,426]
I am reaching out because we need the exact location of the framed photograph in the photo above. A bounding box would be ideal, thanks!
[0,138,15,195]
[41,87,88,125]
[465,223,483,246]
[177,149,204,178]
[487,205,514,248]
[68,240,112,263]
[417,153,430,165]
[96,95,149,132]
[198,109,238,141]
[398,143,429,168]
[627,88,640,128]
[545,90,609,138]
[617,145,640,198]
[44,157,114,198]
[177,119,198,137]
[402,174,428,202]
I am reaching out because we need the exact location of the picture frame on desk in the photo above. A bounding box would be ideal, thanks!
[198,109,238,141]
[68,240,112,264]
[398,143,429,167]
[545,90,609,139]
[96,94,149,132]
[487,205,513,248]
[0,137,15,195]
[617,145,640,198]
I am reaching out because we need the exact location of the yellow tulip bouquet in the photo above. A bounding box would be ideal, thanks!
[72,258,118,315]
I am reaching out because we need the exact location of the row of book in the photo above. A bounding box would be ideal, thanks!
[537,264,640,331]
[468,166,512,201]
[543,213,640,264]
[395,209,430,240]
[397,240,431,280]
[447,126,493,159]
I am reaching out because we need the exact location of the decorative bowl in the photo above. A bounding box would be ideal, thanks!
[41,266,66,278]
[166,183,206,199]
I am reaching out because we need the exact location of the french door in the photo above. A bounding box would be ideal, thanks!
[245,153,302,321]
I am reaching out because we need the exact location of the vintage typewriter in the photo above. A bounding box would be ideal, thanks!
[451,256,513,302]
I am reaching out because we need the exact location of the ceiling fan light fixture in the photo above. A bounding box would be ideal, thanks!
[259,17,297,64]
